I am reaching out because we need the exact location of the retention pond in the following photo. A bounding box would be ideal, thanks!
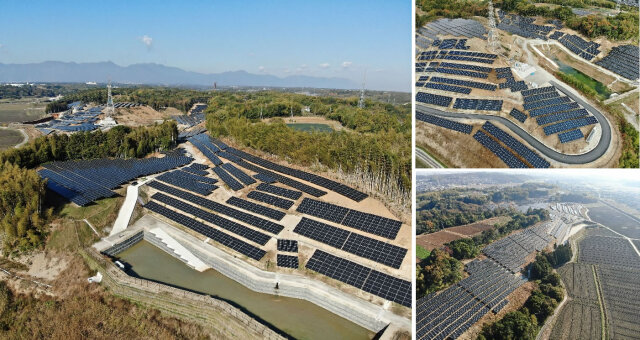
[117,240,374,340]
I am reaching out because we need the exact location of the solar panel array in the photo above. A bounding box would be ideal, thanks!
[157,171,218,196]
[256,183,302,200]
[558,129,584,143]
[473,130,528,168]
[430,76,496,91]
[297,198,403,239]
[595,44,639,80]
[144,201,265,260]
[234,159,326,197]
[277,254,299,268]
[294,217,406,268]
[536,109,588,125]
[40,155,193,206]
[173,114,205,127]
[433,38,470,50]
[424,82,471,94]
[147,180,283,234]
[212,166,244,191]
[226,196,286,221]
[481,122,550,168]
[521,85,556,97]
[523,96,571,111]
[227,148,367,202]
[543,116,598,135]
[523,90,560,104]
[220,162,256,185]
[418,18,488,40]
[180,164,209,176]
[484,224,551,273]
[188,135,222,165]
[416,259,525,340]
[415,111,473,134]
[497,14,554,40]
[306,250,411,307]
[529,102,580,117]
[415,92,453,107]
[152,192,272,245]
[558,34,600,61]
[247,191,294,210]
[453,99,502,111]
[254,173,276,184]
[277,239,298,252]
[509,108,527,123]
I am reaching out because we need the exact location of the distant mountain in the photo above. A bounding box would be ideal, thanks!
[0,61,358,89]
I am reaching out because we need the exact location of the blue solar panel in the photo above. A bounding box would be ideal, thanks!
[558,129,584,143]
[482,122,549,168]
[509,108,527,123]
[415,92,452,107]
[529,102,580,117]
[416,112,473,134]
[543,116,598,135]
[536,109,589,125]
[473,130,528,168]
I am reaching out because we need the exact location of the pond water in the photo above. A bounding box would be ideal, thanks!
[117,240,374,340]
[554,58,611,99]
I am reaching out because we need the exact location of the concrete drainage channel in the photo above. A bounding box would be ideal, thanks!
[96,216,410,336]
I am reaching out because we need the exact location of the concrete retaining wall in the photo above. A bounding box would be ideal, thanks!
[102,231,144,256]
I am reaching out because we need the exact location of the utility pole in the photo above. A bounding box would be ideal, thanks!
[106,80,114,117]
[358,71,366,109]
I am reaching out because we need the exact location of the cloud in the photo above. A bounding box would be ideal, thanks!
[319,62,330,69]
[284,69,290,73]
[258,66,265,72]
[140,35,153,48]
[341,61,352,68]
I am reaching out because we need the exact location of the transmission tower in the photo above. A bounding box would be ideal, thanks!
[105,81,114,117]
[487,0,500,53]
[357,72,366,109]
[615,0,621,12]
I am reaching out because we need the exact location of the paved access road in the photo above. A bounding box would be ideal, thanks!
[417,81,612,165]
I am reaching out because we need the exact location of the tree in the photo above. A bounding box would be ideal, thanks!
[479,310,537,340]
[530,254,553,280]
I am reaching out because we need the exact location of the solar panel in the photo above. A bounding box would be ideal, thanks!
[226,196,286,221]
[415,111,473,134]
[558,129,584,143]
[247,191,294,210]
[144,201,265,260]
[235,160,326,197]
[277,254,299,268]
[256,183,302,200]
[482,122,550,168]
[296,198,402,239]
[306,250,411,307]
[151,193,271,245]
[254,173,276,184]
[473,130,528,168]
[212,166,244,191]
[220,163,256,185]
[293,217,407,268]
[277,239,298,252]
[147,180,283,234]
[156,171,217,196]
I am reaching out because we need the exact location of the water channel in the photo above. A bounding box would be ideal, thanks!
[117,240,374,340]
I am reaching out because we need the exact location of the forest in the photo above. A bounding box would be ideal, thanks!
[416,185,552,234]
[0,122,177,252]
[205,91,412,196]
[415,0,488,28]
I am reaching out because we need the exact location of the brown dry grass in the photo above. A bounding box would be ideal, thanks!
[112,106,171,127]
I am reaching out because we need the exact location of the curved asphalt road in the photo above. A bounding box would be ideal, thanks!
[417,81,612,165]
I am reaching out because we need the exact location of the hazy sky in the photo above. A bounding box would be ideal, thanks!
[0,1,411,91]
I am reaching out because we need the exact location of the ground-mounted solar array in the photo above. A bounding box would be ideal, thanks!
[157,170,218,196]
[188,134,223,165]
[483,224,552,273]
[509,108,527,123]
[220,162,256,186]
[256,183,302,200]
[297,198,403,239]
[453,99,502,111]
[226,196,286,221]
[305,250,411,307]
[35,106,102,133]
[417,259,525,340]
[473,130,528,168]
[418,51,497,65]
[481,122,550,168]
[293,217,406,269]
[173,113,205,127]
[144,201,266,261]
[596,44,639,80]
[39,155,193,206]
[415,111,473,134]
[277,254,299,268]
[415,92,453,107]
[558,129,584,143]
[578,236,640,269]
[497,13,554,40]
[147,180,284,234]
[212,166,245,191]
[417,18,488,46]
[151,192,272,245]
[277,239,298,252]
[253,173,276,184]
[432,38,470,50]
[557,34,600,61]
[226,147,367,202]
[247,190,294,210]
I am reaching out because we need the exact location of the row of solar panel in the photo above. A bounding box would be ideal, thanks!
[453,99,502,111]
[306,249,411,307]
[481,122,550,168]
[415,111,473,134]
[473,130,528,168]
[297,197,403,239]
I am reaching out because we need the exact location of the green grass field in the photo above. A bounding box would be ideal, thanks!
[286,123,333,133]
[416,245,431,260]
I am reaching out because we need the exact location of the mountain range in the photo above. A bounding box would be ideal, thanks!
[0,61,358,89]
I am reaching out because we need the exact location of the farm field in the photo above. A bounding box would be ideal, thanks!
[416,216,508,250]
[550,300,602,340]
[0,99,46,123]
[597,265,640,339]
[558,262,598,303]
[588,205,640,238]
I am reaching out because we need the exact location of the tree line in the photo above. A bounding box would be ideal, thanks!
[0,121,178,169]
[416,0,488,28]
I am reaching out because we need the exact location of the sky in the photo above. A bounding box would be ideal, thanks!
[0,0,411,91]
